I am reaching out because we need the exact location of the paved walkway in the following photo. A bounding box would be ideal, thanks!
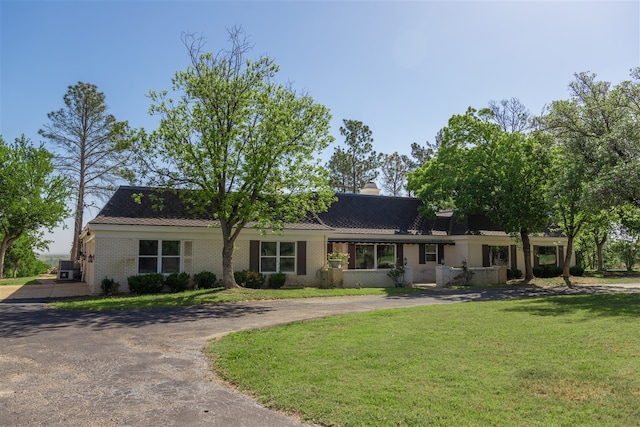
[2,284,640,426]
[0,278,90,302]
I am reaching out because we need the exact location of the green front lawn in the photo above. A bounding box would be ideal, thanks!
[50,286,426,310]
[207,293,640,426]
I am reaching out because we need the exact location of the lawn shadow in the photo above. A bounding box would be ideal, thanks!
[502,292,640,319]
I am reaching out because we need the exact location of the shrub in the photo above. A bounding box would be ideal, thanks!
[533,265,563,278]
[127,273,164,294]
[570,265,585,276]
[164,272,190,293]
[194,271,217,289]
[101,277,120,296]
[507,269,522,280]
[268,272,286,289]
[234,270,265,289]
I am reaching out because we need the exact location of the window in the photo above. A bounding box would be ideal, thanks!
[490,246,509,266]
[138,240,181,274]
[261,242,296,273]
[537,246,557,265]
[424,244,437,262]
[355,244,396,269]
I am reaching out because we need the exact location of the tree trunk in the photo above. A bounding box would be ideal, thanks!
[562,235,575,286]
[220,223,240,289]
[0,236,16,279]
[520,229,533,281]
[595,234,606,272]
[70,186,85,261]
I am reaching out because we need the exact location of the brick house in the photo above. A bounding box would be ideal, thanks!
[80,185,572,294]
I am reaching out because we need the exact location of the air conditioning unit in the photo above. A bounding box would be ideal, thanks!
[57,261,79,281]
[57,269,74,281]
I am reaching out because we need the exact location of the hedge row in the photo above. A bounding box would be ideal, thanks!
[126,269,287,294]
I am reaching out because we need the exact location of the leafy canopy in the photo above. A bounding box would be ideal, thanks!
[408,107,551,234]
[0,136,71,278]
[134,30,335,287]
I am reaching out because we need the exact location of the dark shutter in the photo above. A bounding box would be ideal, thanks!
[419,244,426,264]
[438,243,445,265]
[250,240,260,271]
[533,245,539,268]
[482,245,490,267]
[558,246,564,268]
[348,243,356,270]
[297,241,307,275]
[396,244,404,266]
[510,245,517,271]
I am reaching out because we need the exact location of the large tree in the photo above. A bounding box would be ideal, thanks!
[488,97,532,133]
[327,119,382,193]
[3,231,50,278]
[380,152,410,196]
[134,30,334,288]
[404,141,437,196]
[407,108,552,280]
[0,136,70,278]
[39,82,131,261]
[539,69,640,282]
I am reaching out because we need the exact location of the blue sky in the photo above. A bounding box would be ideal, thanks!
[1,0,639,254]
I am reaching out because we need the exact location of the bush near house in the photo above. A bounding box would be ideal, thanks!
[268,272,286,289]
[127,273,164,294]
[234,270,265,289]
[570,265,585,276]
[164,272,190,293]
[194,271,217,289]
[533,265,563,278]
[100,277,120,296]
[507,269,523,280]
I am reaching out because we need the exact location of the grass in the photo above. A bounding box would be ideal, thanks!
[48,270,640,310]
[50,286,426,310]
[207,293,640,426]
[0,274,53,286]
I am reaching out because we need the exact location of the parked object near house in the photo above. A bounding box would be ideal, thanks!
[80,185,573,294]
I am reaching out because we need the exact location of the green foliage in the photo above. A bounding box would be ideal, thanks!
[127,273,164,294]
[326,119,382,193]
[100,277,120,296]
[609,239,640,271]
[569,265,585,276]
[164,272,190,293]
[533,265,563,278]
[387,264,406,286]
[133,29,334,288]
[194,270,217,289]
[268,272,286,289]
[407,107,552,280]
[539,69,640,279]
[507,268,523,280]
[234,270,265,289]
[3,232,51,278]
[0,135,71,278]
[379,152,410,196]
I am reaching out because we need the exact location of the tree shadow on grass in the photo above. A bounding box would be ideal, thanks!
[502,292,640,319]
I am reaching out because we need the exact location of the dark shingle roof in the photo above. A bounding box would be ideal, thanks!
[316,193,449,236]
[90,186,520,237]
[90,186,330,229]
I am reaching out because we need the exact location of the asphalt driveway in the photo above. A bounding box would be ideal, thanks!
[2,285,639,427]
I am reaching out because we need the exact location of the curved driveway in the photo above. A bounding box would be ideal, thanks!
[2,286,639,426]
